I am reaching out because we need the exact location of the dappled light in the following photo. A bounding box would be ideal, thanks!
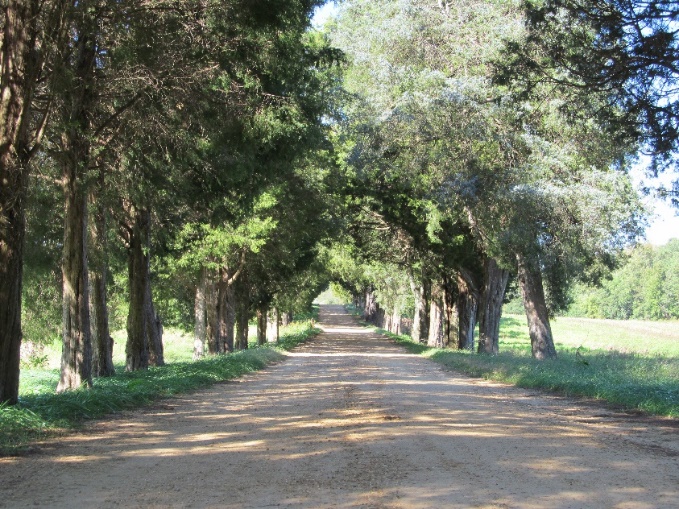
[2,305,677,508]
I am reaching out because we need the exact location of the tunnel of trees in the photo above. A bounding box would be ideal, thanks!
[1,0,677,403]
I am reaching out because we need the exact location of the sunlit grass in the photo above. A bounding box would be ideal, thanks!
[386,314,679,418]
[503,314,679,357]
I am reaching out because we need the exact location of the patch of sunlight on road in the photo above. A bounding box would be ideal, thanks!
[286,352,413,358]
[318,325,373,334]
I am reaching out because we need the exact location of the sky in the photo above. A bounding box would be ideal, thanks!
[312,1,338,29]
[646,201,679,245]
[632,167,679,245]
[311,2,679,246]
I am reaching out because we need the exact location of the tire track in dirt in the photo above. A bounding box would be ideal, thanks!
[1,305,677,508]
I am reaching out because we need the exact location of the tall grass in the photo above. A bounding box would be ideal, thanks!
[388,314,679,418]
[1,318,320,455]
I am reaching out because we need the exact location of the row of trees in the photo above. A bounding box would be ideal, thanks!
[3,0,676,404]
[322,0,647,359]
[1,0,341,404]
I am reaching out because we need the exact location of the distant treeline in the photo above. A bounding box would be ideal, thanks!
[567,239,679,320]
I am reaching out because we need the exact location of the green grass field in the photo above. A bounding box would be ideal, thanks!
[387,313,679,418]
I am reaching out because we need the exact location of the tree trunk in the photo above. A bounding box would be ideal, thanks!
[0,0,45,403]
[57,169,93,392]
[456,273,477,351]
[364,288,377,322]
[90,271,115,377]
[89,200,114,377]
[267,307,279,343]
[384,307,392,331]
[408,271,427,342]
[0,199,24,403]
[90,272,115,377]
[193,269,207,359]
[477,258,509,355]
[442,275,457,347]
[517,254,558,360]
[421,278,430,341]
[280,310,292,327]
[145,282,164,367]
[390,306,401,335]
[125,207,163,368]
[375,305,385,328]
[56,28,99,392]
[206,280,220,354]
[0,143,30,402]
[354,293,365,313]
[234,277,250,350]
[217,270,236,353]
[427,284,444,347]
[235,310,249,350]
[256,307,267,346]
[125,208,149,371]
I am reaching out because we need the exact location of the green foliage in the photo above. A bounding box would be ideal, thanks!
[275,319,321,350]
[496,0,679,173]
[330,0,644,318]
[567,240,679,320]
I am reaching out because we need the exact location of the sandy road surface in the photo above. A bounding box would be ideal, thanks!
[1,305,678,508]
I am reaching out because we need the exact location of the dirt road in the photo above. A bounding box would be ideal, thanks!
[1,305,678,508]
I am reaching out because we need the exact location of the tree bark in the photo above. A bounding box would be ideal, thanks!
[427,284,444,347]
[124,207,163,368]
[57,167,93,391]
[256,307,267,346]
[206,279,219,354]
[193,269,207,359]
[364,288,377,322]
[375,305,385,328]
[89,199,114,377]
[125,207,149,371]
[267,307,279,343]
[442,275,457,346]
[280,310,292,327]
[56,19,100,392]
[234,277,250,350]
[390,306,401,335]
[421,278,430,341]
[384,306,392,331]
[477,258,509,355]
[456,273,478,351]
[235,309,249,350]
[408,271,427,342]
[217,269,236,352]
[0,200,24,403]
[0,0,46,403]
[517,254,558,360]
[145,280,164,367]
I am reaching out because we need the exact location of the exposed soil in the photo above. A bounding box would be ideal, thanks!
[1,305,678,508]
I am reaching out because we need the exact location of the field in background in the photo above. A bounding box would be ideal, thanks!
[18,325,264,398]
[502,314,679,357]
[369,311,679,418]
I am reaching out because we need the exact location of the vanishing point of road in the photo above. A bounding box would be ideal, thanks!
[1,305,677,508]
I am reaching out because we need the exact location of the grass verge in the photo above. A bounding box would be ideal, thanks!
[346,306,679,419]
[1,319,319,456]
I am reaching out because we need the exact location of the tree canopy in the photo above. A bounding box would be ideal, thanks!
[1,0,668,404]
